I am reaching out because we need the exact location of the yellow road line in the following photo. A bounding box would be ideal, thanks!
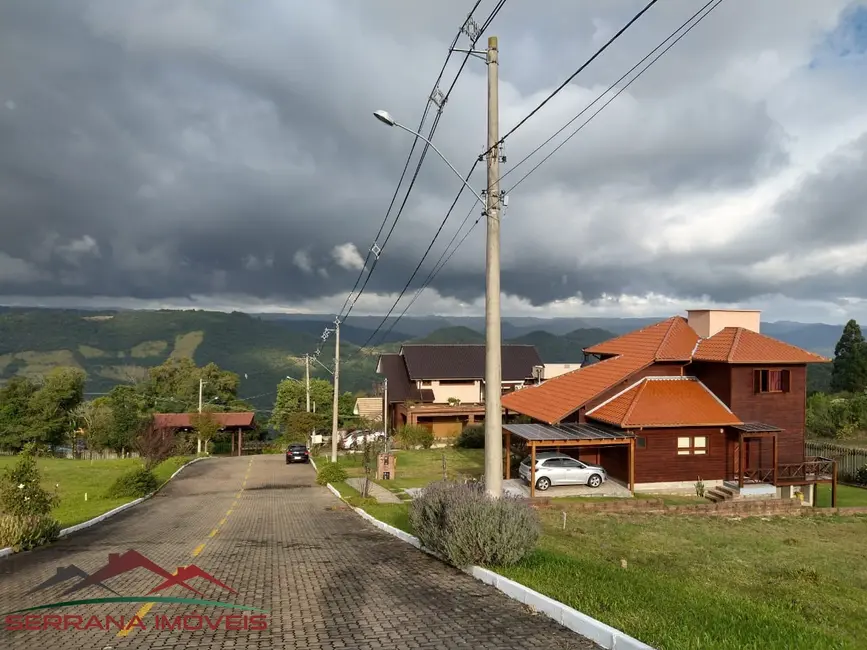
[117,602,154,637]
[119,460,252,638]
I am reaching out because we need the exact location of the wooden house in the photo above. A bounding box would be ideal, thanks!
[501,309,837,501]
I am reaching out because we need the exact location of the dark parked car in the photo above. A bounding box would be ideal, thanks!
[286,444,310,464]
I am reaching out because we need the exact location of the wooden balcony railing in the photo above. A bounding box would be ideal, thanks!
[776,456,835,485]
[731,456,836,487]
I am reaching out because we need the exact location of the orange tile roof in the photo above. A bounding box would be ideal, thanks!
[692,327,829,364]
[583,316,699,361]
[587,377,743,428]
[501,354,652,425]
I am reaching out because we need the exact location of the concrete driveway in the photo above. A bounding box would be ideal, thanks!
[0,455,600,649]
[504,478,633,499]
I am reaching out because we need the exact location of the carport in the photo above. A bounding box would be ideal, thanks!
[503,422,636,497]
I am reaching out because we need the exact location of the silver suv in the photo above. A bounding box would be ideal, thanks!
[519,452,607,491]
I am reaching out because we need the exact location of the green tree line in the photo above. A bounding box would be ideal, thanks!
[807,319,867,439]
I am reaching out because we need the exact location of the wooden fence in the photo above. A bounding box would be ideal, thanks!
[806,440,867,481]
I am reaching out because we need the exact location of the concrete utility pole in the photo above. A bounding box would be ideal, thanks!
[330,319,341,463]
[484,35,503,498]
[382,377,389,452]
[305,354,311,413]
[197,377,205,455]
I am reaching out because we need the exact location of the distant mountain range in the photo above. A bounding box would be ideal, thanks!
[266,313,844,358]
[0,307,841,409]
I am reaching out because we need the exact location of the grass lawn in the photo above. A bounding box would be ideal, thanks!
[498,512,867,650]
[321,447,485,490]
[0,455,195,528]
[816,483,867,507]
[338,484,867,649]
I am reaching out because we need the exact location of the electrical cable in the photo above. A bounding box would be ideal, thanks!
[366,0,723,344]
[483,0,660,159]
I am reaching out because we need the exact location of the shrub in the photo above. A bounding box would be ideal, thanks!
[0,514,61,551]
[455,425,485,449]
[395,424,434,450]
[106,467,159,499]
[409,480,539,568]
[0,444,58,517]
[316,461,347,486]
[855,464,867,486]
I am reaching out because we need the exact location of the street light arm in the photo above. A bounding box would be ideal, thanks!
[391,121,486,206]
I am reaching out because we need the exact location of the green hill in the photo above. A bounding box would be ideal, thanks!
[414,326,486,344]
[0,308,381,410]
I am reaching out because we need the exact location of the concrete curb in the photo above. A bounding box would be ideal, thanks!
[326,482,654,650]
[1,456,208,559]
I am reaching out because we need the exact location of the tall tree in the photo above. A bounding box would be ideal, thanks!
[270,378,333,432]
[0,377,37,450]
[142,358,241,412]
[27,367,86,447]
[831,319,867,394]
[104,385,146,454]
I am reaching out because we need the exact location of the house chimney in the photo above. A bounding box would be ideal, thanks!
[687,309,761,339]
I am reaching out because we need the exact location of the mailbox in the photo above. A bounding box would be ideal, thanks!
[376,453,397,480]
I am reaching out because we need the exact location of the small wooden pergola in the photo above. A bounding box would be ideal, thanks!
[503,422,636,497]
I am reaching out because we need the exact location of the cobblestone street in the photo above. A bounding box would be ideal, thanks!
[0,455,599,649]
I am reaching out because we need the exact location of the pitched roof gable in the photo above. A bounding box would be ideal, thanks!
[692,327,829,364]
[583,316,699,361]
[399,344,542,381]
[152,412,256,429]
[586,376,742,428]
[501,354,652,424]
[376,354,434,404]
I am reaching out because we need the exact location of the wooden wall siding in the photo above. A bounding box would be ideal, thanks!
[729,365,807,465]
[634,427,727,483]
[560,447,629,484]
[574,362,686,423]
[690,362,732,404]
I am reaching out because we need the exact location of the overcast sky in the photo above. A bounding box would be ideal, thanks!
[1,0,867,324]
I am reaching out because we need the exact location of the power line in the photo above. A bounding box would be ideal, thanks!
[485,0,660,158]
[339,0,507,327]
[354,159,482,352]
[366,0,723,344]
[311,1,507,360]
[335,0,484,321]
[505,0,724,194]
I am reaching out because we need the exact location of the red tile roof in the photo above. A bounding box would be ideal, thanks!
[501,354,652,425]
[586,377,742,428]
[583,316,699,361]
[502,314,827,425]
[692,327,829,364]
[153,412,256,429]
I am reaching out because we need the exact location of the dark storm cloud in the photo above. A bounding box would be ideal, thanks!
[0,0,864,311]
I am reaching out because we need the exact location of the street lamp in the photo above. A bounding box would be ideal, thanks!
[372,110,485,205]
[373,109,503,497]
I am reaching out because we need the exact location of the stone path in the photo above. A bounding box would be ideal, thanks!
[345,477,403,503]
[0,455,600,649]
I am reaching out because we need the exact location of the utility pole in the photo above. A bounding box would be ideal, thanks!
[484,35,503,498]
[305,354,311,413]
[197,378,205,455]
[330,319,341,463]
[382,377,389,453]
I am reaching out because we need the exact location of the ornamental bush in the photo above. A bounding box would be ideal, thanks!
[409,480,539,568]
[395,424,434,450]
[106,466,158,499]
[315,461,347,486]
[0,444,58,517]
[0,514,61,551]
[855,464,867,486]
[455,425,485,449]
